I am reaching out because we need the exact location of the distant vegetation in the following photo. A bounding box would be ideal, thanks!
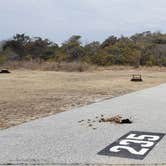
[1,31,166,68]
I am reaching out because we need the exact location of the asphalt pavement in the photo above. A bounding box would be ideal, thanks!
[0,84,166,165]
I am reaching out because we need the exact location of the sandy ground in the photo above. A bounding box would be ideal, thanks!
[0,67,166,129]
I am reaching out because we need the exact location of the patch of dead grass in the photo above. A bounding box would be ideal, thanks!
[0,67,166,129]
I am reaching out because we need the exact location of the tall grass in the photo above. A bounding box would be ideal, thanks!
[1,61,97,72]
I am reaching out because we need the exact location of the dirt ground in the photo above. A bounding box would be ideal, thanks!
[0,67,166,129]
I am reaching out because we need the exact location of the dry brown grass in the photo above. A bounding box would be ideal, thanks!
[0,67,166,129]
[2,61,96,72]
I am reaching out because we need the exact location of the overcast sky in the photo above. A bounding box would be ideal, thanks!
[0,0,166,44]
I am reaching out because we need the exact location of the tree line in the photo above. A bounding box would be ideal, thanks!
[1,31,166,67]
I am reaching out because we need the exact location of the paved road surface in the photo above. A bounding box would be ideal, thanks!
[0,84,166,165]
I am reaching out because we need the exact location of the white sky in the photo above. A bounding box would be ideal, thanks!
[0,0,166,44]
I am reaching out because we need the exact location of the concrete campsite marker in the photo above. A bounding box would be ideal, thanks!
[98,131,165,160]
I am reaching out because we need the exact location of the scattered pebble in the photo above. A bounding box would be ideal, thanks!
[78,120,84,123]
[78,114,132,130]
